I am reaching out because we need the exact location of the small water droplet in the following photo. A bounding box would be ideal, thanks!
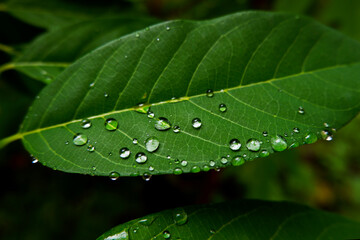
[109,171,120,180]
[174,208,188,225]
[203,165,210,171]
[231,156,245,166]
[219,103,227,113]
[289,142,300,149]
[138,217,155,226]
[293,127,300,133]
[87,145,95,152]
[155,117,171,131]
[262,131,268,137]
[156,38,160,41]
[180,160,188,167]
[298,106,305,114]
[91,166,96,171]
[174,159,180,164]
[135,105,150,114]
[220,157,228,165]
[229,139,241,151]
[119,147,131,159]
[321,130,333,141]
[108,152,113,156]
[270,135,287,151]
[81,119,91,129]
[324,122,330,128]
[173,125,181,133]
[167,155,171,159]
[192,118,202,129]
[135,33,140,38]
[31,156,39,164]
[191,166,200,173]
[209,160,216,167]
[149,166,154,171]
[210,229,216,234]
[163,230,171,239]
[173,168,182,175]
[135,152,147,164]
[145,27,150,31]
[206,89,214,98]
[304,132,318,144]
[147,111,155,119]
[104,93,109,98]
[142,172,152,181]
[166,26,171,31]
[246,139,261,152]
[105,118,118,131]
[132,138,138,145]
[65,141,69,145]
[259,150,269,157]
[89,82,95,88]
[145,137,160,152]
[73,134,88,146]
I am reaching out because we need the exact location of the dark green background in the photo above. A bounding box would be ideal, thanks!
[1,0,359,239]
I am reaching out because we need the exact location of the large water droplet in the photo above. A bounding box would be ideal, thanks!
[105,118,118,131]
[298,106,305,114]
[219,104,227,113]
[192,118,202,129]
[174,208,188,225]
[206,89,214,98]
[155,117,171,131]
[231,156,245,166]
[119,147,131,159]
[109,171,120,180]
[191,166,200,173]
[173,168,182,175]
[229,139,241,151]
[162,231,171,239]
[304,133,317,144]
[321,130,333,141]
[270,135,287,151]
[81,119,91,129]
[73,134,88,146]
[135,152,147,164]
[145,137,160,152]
[246,139,261,152]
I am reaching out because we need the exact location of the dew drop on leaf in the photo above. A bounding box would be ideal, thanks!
[119,147,131,159]
[173,125,181,133]
[324,122,330,128]
[138,217,155,226]
[293,127,300,133]
[229,139,241,151]
[132,138,138,145]
[73,134,88,146]
[142,172,152,181]
[148,166,154,171]
[270,135,287,151]
[192,118,202,129]
[89,82,95,88]
[203,165,210,171]
[31,156,39,164]
[87,145,95,152]
[289,142,300,149]
[259,150,269,157]
[147,111,155,119]
[162,231,171,239]
[155,117,172,131]
[109,171,120,181]
[262,131,268,137]
[231,156,245,166]
[246,139,261,152]
[105,118,118,131]
[206,89,214,98]
[304,133,318,144]
[135,32,140,38]
[173,168,182,175]
[166,26,171,31]
[81,119,91,129]
[298,106,305,114]
[191,166,200,173]
[180,160,188,167]
[104,93,109,98]
[220,157,228,165]
[174,208,188,225]
[219,103,227,112]
[135,152,147,164]
[321,130,333,141]
[209,160,216,167]
[145,137,160,152]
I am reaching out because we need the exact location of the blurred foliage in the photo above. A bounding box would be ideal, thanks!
[0,0,359,239]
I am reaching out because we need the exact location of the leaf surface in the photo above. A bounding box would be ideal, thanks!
[97,199,360,240]
[5,11,360,177]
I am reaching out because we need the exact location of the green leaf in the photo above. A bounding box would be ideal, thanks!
[97,199,360,240]
[3,11,360,177]
[1,17,157,83]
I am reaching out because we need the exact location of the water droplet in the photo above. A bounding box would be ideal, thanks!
[219,104,227,113]
[166,26,170,31]
[289,142,300,149]
[180,160,188,167]
[298,106,305,114]
[229,139,241,151]
[174,208,188,225]
[206,89,214,98]
[91,166,96,172]
[191,166,200,173]
[105,118,118,131]
[246,139,261,152]
[81,119,91,129]
[87,145,95,152]
[138,217,156,226]
[259,150,269,157]
[155,117,171,131]
[174,159,180,164]
[132,138,138,145]
[270,135,287,151]
[149,166,154,171]
[167,155,171,159]
[163,231,171,239]
[192,118,202,129]
[220,157,228,165]
[109,171,120,180]
[119,147,131,159]
[203,165,210,171]
[215,167,221,172]
[135,33,140,38]
[135,105,150,114]
[108,152,113,156]
[293,127,300,133]
[156,38,160,41]
[65,141,69,145]
[321,130,333,141]
[304,133,318,144]
[262,131,268,137]
[31,156,39,164]
[173,168,182,175]
[324,122,330,128]
[209,160,216,167]
[145,137,160,152]
[210,229,216,234]
[231,156,245,166]
[173,125,181,133]
[145,27,150,31]
[147,111,155,118]
[104,93,109,98]
[89,82,95,88]
[135,152,147,164]
[73,134,88,146]
[142,172,152,181]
